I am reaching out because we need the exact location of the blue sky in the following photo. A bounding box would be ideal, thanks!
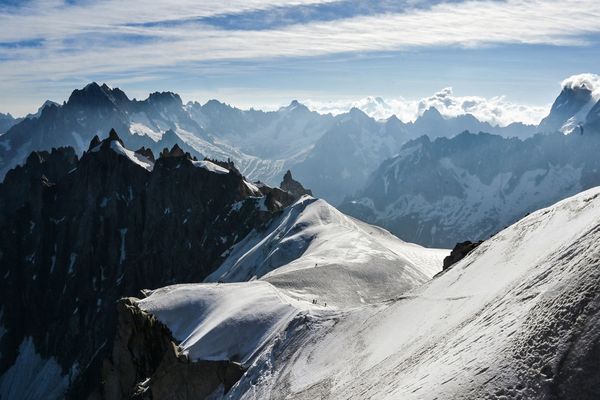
[0,0,599,124]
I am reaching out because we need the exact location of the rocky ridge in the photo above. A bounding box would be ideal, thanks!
[0,129,294,399]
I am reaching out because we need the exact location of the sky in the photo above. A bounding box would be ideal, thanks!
[0,0,599,125]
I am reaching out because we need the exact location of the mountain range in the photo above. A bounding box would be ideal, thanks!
[0,82,550,205]
[2,129,600,399]
[340,130,600,247]
[2,75,599,244]
[341,76,600,247]
[0,130,293,398]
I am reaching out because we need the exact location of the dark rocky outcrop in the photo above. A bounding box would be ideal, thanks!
[103,298,244,400]
[443,240,484,270]
[0,129,288,399]
[279,170,312,199]
[134,147,155,163]
[159,143,186,158]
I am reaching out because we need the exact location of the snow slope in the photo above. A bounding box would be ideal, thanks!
[109,140,154,171]
[207,196,448,308]
[136,282,299,365]
[228,186,600,400]
[134,195,448,378]
[191,159,229,174]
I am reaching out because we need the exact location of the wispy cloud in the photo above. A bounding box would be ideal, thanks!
[1,0,599,84]
[0,0,340,41]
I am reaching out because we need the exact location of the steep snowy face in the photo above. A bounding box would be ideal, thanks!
[230,186,600,400]
[341,131,600,247]
[207,196,448,308]
[538,73,600,134]
[102,183,447,397]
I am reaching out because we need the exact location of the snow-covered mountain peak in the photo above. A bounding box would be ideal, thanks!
[538,73,600,134]
[280,99,310,114]
[561,73,600,100]
[207,195,448,308]
[88,129,154,171]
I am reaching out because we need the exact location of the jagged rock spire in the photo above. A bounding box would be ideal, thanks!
[88,135,101,150]
[135,147,155,163]
[280,170,312,199]
[87,129,124,152]
[160,143,186,159]
[107,128,122,143]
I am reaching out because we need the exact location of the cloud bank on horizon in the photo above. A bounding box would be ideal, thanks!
[302,87,552,127]
[0,0,599,123]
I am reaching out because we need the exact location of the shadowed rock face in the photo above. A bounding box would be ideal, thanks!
[0,130,292,399]
[103,298,244,400]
